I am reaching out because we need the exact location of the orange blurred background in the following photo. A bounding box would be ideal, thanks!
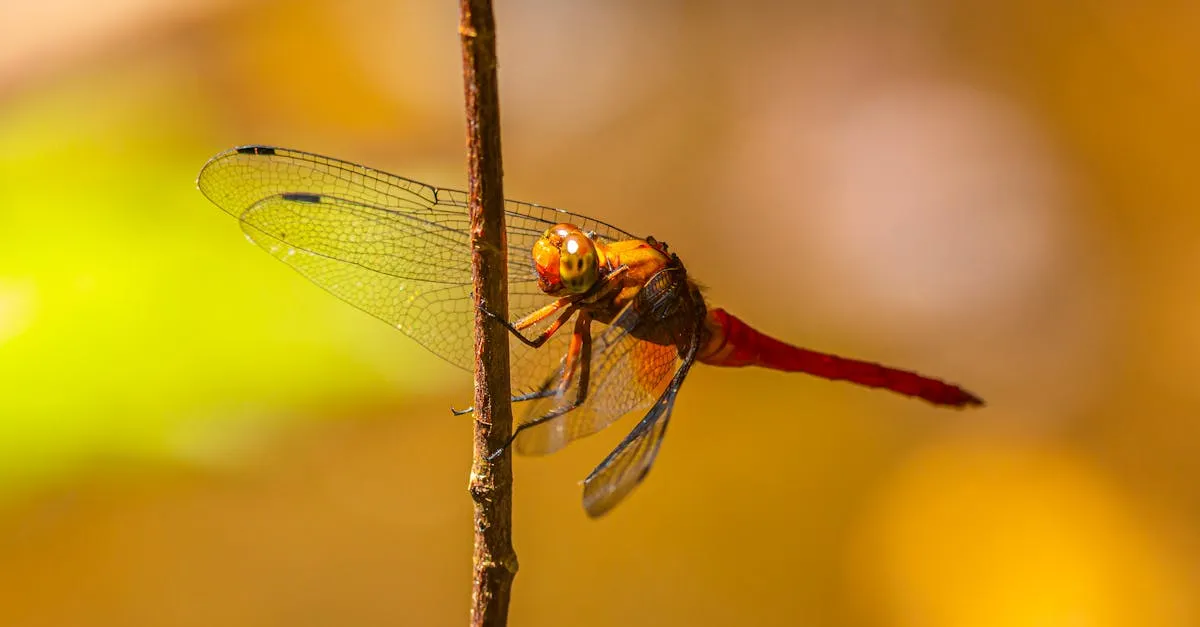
[1,1,1197,625]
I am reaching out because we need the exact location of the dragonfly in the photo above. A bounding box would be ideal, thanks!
[197,146,983,517]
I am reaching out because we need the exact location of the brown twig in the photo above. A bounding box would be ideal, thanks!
[459,1,518,625]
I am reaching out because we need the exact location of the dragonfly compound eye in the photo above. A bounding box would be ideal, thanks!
[532,232,564,294]
[559,232,598,294]
[532,224,598,295]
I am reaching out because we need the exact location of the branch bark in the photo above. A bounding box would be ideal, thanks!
[460,1,518,625]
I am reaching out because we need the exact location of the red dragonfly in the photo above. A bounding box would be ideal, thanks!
[198,146,983,517]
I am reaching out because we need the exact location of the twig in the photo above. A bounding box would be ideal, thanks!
[459,1,518,625]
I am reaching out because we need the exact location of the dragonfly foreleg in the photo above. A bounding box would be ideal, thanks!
[480,300,579,349]
[514,297,575,330]
[488,314,594,461]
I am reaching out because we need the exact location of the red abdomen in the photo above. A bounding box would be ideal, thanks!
[698,309,983,408]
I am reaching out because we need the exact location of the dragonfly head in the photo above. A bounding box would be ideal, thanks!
[533,223,600,296]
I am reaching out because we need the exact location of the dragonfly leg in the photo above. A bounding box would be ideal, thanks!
[512,389,554,403]
[488,314,593,461]
[449,388,557,416]
[451,384,552,415]
[464,269,623,418]
[554,312,592,397]
[569,312,592,398]
[480,302,579,349]
[477,295,571,337]
[513,297,574,330]
[450,329,590,417]
[481,266,627,348]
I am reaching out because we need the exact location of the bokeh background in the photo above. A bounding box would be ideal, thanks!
[1,0,1197,625]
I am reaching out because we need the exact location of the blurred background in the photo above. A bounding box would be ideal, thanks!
[1,0,1197,625]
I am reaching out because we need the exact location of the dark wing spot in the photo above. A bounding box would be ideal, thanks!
[236,145,276,155]
[281,192,321,203]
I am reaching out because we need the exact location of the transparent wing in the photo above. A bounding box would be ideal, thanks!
[197,145,637,389]
[512,305,679,456]
[581,385,678,517]
[580,308,703,517]
[513,267,698,456]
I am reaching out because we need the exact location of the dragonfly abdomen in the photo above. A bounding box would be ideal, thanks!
[698,308,983,408]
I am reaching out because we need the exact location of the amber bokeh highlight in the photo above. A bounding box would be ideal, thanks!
[0,1,1197,626]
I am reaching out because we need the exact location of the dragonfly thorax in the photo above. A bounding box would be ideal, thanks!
[533,223,602,296]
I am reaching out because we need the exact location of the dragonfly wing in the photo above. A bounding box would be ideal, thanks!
[234,194,478,367]
[434,187,638,248]
[197,146,633,389]
[581,386,678,517]
[513,266,701,456]
[511,303,678,455]
[581,310,703,517]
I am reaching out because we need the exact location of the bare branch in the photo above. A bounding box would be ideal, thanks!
[459,0,518,625]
